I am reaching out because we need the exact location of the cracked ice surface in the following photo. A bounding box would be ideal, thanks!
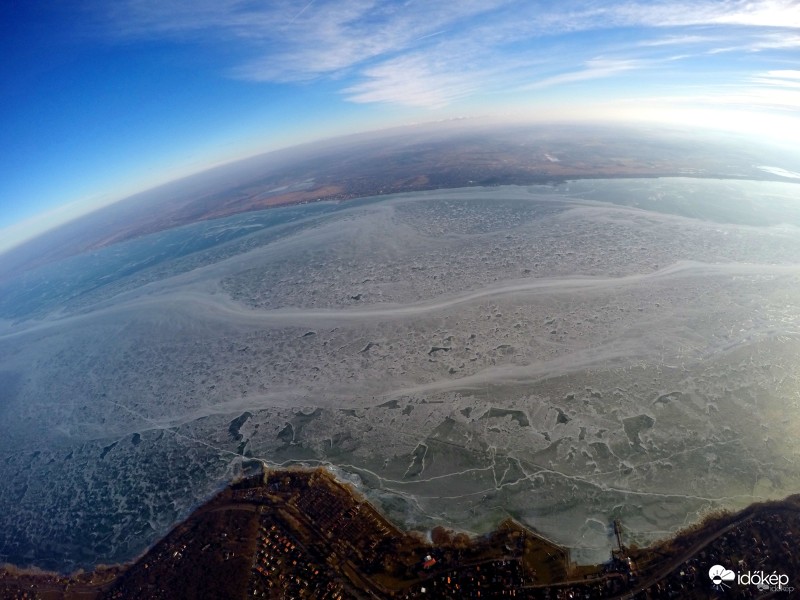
[1,180,800,569]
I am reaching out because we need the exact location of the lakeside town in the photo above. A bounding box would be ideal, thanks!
[1,465,798,599]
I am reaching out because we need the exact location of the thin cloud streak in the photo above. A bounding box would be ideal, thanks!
[522,59,646,90]
[637,35,720,47]
[289,0,315,24]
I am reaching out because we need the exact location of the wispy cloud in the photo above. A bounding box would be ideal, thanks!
[523,58,646,90]
[605,0,800,28]
[103,0,513,82]
[342,54,479,108]
[634,88,800,112]
[621,66,800,113]
[637,34,720,48]
[764,69,800,80]
[96,0,800,108]
[751,70,800,92]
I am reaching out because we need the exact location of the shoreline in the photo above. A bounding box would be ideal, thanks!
[2,464,799,598]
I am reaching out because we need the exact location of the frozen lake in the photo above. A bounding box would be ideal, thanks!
[1,179,800,569]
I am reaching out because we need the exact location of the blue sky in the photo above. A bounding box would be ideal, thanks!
[1,0,799,252]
